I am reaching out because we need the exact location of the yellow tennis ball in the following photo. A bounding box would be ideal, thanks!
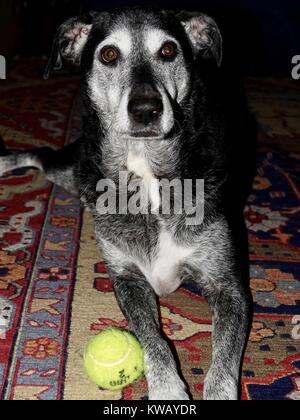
[83,328,144,390]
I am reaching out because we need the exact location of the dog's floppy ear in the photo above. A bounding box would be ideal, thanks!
[44,13,96,79]
[177,11,223,66]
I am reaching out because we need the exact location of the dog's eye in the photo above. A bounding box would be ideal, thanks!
[161,42,177,59]
[101,47,119,64]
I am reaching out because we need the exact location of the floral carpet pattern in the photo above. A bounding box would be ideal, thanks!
[0,61,299,400]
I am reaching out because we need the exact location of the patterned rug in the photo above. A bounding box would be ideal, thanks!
[0,60,299,400]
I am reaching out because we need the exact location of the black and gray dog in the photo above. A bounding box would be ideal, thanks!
[0,7,254,400]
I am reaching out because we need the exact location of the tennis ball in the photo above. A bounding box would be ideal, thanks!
[83,328,144,390]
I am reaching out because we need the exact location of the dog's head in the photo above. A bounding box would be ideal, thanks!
[45,8,222,140]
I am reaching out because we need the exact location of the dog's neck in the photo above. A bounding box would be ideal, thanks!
[100,133,182,181]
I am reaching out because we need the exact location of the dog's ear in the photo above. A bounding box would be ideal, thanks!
[177,11,223,66]
[44,13,96,79]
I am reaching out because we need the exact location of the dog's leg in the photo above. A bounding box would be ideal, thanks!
[112,272,189,400]
[0,141,79,194]
[192,221,251,400]
[202,282,250,400]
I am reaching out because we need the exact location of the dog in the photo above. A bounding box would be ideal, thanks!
[0,7,253,400]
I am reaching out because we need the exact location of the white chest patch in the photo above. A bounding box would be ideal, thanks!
[148,229,195,297]
[126,150,160,211]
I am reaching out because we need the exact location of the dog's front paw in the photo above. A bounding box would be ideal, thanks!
[147,372,189,400]
[149,385,189,401]
[144,342,190,400]
[204,367,238,400]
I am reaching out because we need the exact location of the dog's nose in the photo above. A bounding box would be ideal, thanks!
[128,97,163,126]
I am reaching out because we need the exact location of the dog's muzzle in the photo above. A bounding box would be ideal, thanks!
[128,83,163,137]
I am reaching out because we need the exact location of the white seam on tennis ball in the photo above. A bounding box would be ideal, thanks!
[87,334,133,368]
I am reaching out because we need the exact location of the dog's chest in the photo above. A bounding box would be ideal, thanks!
[126,149,194,296]
[147,229,194,296]
[126,150,160,210]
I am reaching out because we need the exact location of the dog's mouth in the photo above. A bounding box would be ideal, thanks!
[129,130,164,140]
[121,127,177,141]
[119,122,178,141]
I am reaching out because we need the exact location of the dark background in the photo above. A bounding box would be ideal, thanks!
[0,0,299,76]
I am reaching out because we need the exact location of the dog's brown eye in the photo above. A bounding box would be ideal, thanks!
[161,42,177,59]
[101,47,119,64]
